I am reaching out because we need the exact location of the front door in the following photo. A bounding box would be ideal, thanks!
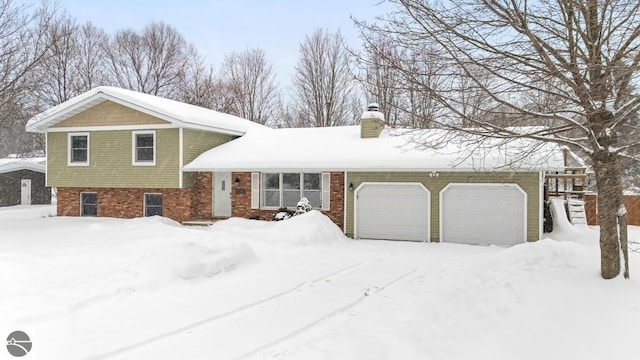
[20,179,31,205]
[213,172,232,217]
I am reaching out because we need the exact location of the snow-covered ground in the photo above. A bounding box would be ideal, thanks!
[1,204,640,360]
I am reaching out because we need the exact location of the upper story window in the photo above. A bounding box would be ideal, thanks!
[132,130,156,166]
[68,133,89,166]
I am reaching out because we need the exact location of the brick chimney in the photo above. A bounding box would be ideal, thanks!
[360,103,385,138]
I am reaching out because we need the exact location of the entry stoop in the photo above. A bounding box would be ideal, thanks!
[566,199,587,225]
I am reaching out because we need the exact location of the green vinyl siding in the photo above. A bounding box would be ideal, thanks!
[47,129,180,188]
[345,171,541,242]
[182,129,234,164]
[181,129,235,187]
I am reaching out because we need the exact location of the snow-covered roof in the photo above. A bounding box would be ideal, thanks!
[0,158,46,174]
[25,86,266,135]
[183,126,565,172]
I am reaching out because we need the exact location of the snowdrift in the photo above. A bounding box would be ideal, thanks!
[0,215,255,321]
[210,210,348,252]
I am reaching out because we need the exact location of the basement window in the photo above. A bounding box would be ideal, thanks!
[132,131,156,166]
[80,192,97,216]
[144,193,163,217]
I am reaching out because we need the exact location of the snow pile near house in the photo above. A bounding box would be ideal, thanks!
[0,204,54,219]
[210,210,348,253]
[124,217,255,282]
[546,197,598,245]
[3,206,640,360]
[0,214,255,322]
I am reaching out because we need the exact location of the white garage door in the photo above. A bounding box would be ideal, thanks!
[355,183,429,241]
[440,183,526,246]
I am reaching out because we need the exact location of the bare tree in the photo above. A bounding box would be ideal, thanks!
[401,49,446,128]
[0,0,57,157]
[356,35,406,127]
[35,13,78,106]
[75,22,110,92]
[104,22,189,98]
[180,47,235,112]
[0,0,55,128]
[220,48,279,125]
[291,28,361,127]
[356,31,445,128]
[358,0,640,279]
[35,17,112,107]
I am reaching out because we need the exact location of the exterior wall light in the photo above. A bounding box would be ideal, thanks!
[234,177,240,187]
[348,182,354,191]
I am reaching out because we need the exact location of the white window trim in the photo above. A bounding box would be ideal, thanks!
[259,172,325,210]
[144,193,163,217]
[68,132,90,166]
[80,191,97,217]
[132,130,157,166]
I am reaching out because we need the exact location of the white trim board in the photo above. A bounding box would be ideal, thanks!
[48,124,176,132]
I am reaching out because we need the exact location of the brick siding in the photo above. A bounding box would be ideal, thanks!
[231,172,345,230]
[57,187,193,223]
[191,172,213,219]
[56,171,346,231]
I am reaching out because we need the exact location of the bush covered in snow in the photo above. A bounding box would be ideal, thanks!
[271,207,295,221]
[271,198,313,221]
[295,197,313,215]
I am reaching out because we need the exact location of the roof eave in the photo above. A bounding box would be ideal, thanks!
[26,89,250,136]
[0,163,46,174]
[182,165,555,173]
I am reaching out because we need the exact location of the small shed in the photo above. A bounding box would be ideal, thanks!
[0,159,51,207]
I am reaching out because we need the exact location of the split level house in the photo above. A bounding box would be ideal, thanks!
[26,86,565,246]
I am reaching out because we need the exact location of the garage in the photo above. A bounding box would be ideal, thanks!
[440,183,526,246]
[355,183,430,241]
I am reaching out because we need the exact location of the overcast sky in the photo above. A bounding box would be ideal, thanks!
[40,0,392,84]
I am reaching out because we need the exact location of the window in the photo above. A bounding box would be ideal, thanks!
[303,173,321,207]
[144,193,162,217]
[80,192,97,216]
[261,173,322,208]
[261,173,280,207]
[68,133,89,165]
[133,131,156,165]
[282,173,301,207]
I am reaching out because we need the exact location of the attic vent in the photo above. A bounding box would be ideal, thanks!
[367,102,380,112]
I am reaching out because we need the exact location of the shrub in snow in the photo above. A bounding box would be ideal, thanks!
[271,198,314,221]
[271,207,294,221]
[295,197,312,215]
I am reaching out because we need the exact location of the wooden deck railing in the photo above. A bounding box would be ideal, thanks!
[545,167,588,200]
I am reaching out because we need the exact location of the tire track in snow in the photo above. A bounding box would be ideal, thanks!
[85,262,364,360]
[96,262,418,360]
[234,267,418,360]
